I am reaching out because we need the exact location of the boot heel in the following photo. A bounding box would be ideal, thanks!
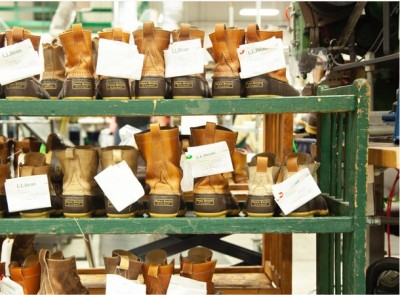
[98,78,131,100]
[172,76,207,99]
[148,195,180,218]
[211,77,242,98]
[60,77,95,100]
[135,77,168,100]
[62,195,94,218]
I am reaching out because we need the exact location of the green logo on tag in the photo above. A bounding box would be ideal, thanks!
[186,155,192,159]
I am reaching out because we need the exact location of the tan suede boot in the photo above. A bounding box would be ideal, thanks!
[0,163,10,218]
[37,248,88,294]
[133,22,171,99]
[143,249,174,294]
[4,27,51,100]
[99,145,143,217]
[190,122,240,217]
[208,24,245,98]
[134,124,185,218]
[56,146,104,217]
[58,23,95,100]
[9,254,41,294]
[96,28,132,100]
[41,40,65,100]
[244,23,299,97]
[171,23,210,98]
[180,247,217,294]
[103,249,143,280]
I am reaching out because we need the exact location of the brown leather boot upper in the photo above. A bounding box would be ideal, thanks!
[5,27,40,51]
[143,249,174,294]
[0,135,12,165]
[13,137,42,177]
[99,145,138,174]
[232,148,249,183]
[9,254,41,295]
[0,33,4,47]
[103,249,143,280]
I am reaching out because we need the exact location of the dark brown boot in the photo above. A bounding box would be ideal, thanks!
[171,23,210,98]
[41,40,65,100]
[37,248,88,294]
[133,22,171,99]
[143,249,174,294]
[9,254,41,294]
[190,122,240,217]
[209,24,245,98]
[244,23,299,97]
[4,27,51,100]
[103,249,143,280]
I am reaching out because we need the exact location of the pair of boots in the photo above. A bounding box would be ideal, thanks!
[209,23,299,98]
[134,121,240,218]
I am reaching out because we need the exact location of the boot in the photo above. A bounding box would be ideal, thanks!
[190,122,240,217]
[180,247,216,294]
[41,40,65,100]
[171,23,210,99]
[37,248,88,294]
[231,148,248,183]
[99,145,143,217]
[208,24,245,98]
[133,22,171,99]
[9,254,41,294]
[13,136,42,178]
[4,27,51,100]
[0,134,12,165]
[244,152,280,217]
[142,249,174,294]
[0,163,10,218]
[7,235,37,266]
[58,23,95,100]
[56,146,104,218]
[134,123,185,218]
[0,32,4,98]
[96,28,132,100]
[244,23,299,97]
[103,249,143,280]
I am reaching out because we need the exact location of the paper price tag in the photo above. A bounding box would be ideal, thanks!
[94,161,144,212]
[105,274,146,295]
[180,154,194,192]
[1,238,14,277]
[96,38,144,80]
[0,276,24,295]
[237,37,286,79]
[166,275,206,295]
[185,142,233,178]
[0,39,43,85]
[272,168,321,216]
[5,175,51,213]
[164,39,204,78]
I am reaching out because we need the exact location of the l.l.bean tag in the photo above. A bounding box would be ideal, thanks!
[166,275,206,295]
[4,175,51,213]
[180,154,194,192]
[105,274,145,295]
[94,160,144,212]
[0,39,43,85]
[1,238,14,277]
[272,168,321,216]
[185,141,233,178]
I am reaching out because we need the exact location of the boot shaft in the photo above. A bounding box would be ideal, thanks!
[13,137,42,177]
[0,164,10,195]
[248,154,280,196]
[99,145,138,174]
[171,23,204,45]
[143,250,174,294]
[9,255,41,295]
[98,27,130,43]
[0,33,4,47]
[42,40,66,80]
[103,249,143,280]
[0,134,12,165]
[5,27,40,52]
[232,148,248,183]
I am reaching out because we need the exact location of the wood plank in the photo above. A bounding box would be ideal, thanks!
[368,142,399,169]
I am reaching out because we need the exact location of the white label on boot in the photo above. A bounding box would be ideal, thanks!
[4,175,51,213]
[185,141,233,178]
[96,39,144,80]
[164,39,204,78]
[94,160,144,212]
[0,39,43,85]
[180,154,194,192]
[272,168,321,216]
[237,37,286,79]
[0,238,14,277]
[105,274,145,295]
[166,275,207,295]
[0,276,24,295]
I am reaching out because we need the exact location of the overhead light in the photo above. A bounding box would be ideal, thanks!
[239,8,280,17]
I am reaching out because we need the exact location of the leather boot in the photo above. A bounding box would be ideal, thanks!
[0,163,10,218]
[8,235,37,266]
[99,145,143,217]
[171,23,210,99]
[0,32,4,98]
[96,28,132,100]
[37,248,88,294]
[56,146,104,218]
[231,148,249,183]
[13,136,42,178]
[244,152,280,217]
[208,24,245,98]
[134,123,185,218]
[103,249,143,280]
[58,23,95,100]
[41,40,65,100]
[0,134,12,165]
[244,23,299,97]
[180,247,216,294]
[190,122,240,217]
[18,152,59,218]
[133,22,170,99]
[9,254,41,294]
[142,249,174,294]
[4,27,51,100]
[0,261,5,276]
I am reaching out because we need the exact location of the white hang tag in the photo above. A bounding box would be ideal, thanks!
[105,274,146,295]
[96,38,144,80]
[0,276,24,295]
[237,37,286,79]
[180,115,219,136]
[118,124,143,148]
[5,175,51,213]
[180,154,194,192]
[164,39,204,78]
[166,275,207,295]
[0,238,14,277]
[0,39,43,85]
[185,141,233,178]
[94,161,144,212]
[272,168,321,216]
